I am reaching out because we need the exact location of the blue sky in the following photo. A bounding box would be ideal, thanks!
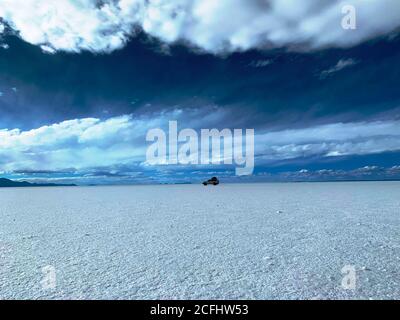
[0,0,400,184]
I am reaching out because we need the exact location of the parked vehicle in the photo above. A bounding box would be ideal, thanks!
[202,177,219,186]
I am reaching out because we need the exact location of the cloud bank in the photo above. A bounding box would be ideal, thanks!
[0,108,228,172]
[0,0,399,54]
[252,165,400,182]
[256,120,400,162]
[1,109,400,174]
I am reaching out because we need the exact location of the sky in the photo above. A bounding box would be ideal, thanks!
[0,0,400,185]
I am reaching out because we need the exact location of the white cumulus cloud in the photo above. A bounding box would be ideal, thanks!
[0,0,399,54]
[0,107,228,172]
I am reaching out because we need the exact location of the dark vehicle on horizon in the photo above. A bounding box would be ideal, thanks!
[202,177,219,186]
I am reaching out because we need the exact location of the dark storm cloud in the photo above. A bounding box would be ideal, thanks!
[1,34,400,131]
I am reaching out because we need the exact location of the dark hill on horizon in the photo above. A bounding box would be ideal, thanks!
[0,178,76,188]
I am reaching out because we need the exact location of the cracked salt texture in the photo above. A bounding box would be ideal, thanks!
[0,182,399,299]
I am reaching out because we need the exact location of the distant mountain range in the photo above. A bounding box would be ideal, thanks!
[0,178,76,188]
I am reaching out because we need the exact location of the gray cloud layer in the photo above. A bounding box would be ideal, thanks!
[256,120,400,163]
[1,0,399,54]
